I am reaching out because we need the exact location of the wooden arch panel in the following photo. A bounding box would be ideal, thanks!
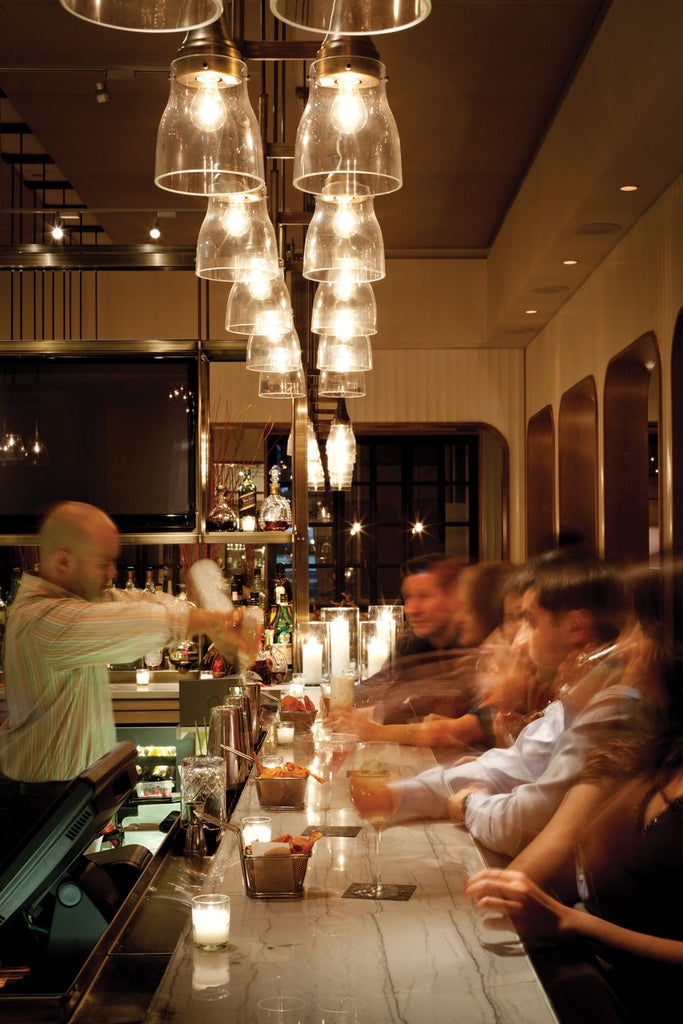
[558,376,597,553]
[526,405,555,556]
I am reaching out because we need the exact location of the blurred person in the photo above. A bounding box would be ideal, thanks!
[348,549,648,858]
[0,501,262,843]
[465,652,682,1023]
[330,563,544,753]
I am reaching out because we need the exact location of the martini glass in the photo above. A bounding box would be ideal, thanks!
[347,741,402,897]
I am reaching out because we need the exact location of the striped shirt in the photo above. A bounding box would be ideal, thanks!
[0,573,190,783]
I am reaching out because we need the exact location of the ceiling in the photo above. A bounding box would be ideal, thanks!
[0,0,610,248]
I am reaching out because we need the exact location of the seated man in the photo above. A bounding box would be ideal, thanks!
[351,549,649,858]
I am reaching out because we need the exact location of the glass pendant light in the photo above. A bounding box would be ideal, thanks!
[226,271,293,335]
[196,192,279,281]
[312,280,377,336]
[303,190,385,283]
[318,368,367,398]
[326,399,356,491]
[307,420,326,491]
[245,326,302,373]
[317,334,373,372]
[60,0,223,32]
[293,37,401,197]
[155,15,264,196]
[270,0,431,36]
[258,367,307,398]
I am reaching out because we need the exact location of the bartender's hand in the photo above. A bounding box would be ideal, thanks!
[447,784,484,823]
[192,607,263,664]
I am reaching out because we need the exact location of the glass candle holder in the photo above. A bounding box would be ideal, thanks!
[288,673,306,698]
[321,607,359,677]
[359,620,391,681]
[181,755,227,824]
[242,815,272,845]
[192,893,231,951]
[294,620,330,684]
[368,604,404,652]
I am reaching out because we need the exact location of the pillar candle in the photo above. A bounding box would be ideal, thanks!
[329,617,350,675]
[366,637,389,678]
[301,640,324,684]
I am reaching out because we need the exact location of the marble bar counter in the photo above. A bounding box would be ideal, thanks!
[143,740,558,1024]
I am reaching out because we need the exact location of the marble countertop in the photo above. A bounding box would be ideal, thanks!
[144,739,558,1024]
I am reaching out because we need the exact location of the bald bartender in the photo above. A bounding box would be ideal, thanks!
[0,501,261,845]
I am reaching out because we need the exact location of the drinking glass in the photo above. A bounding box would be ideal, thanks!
[347,741,402,897]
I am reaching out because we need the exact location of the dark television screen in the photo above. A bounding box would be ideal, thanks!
[0,356,197,533]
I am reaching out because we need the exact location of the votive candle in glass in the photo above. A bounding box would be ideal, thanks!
[192,894,230,950]
[242,815,272,845]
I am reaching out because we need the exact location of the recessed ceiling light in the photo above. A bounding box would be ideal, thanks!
[619,184,639,192]
[563,259,578,266]
[525,309,538,315]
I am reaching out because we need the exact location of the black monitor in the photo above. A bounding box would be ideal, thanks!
[0,742,139,979]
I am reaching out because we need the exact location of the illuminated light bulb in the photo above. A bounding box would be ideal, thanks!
[190,73,227,131]
[223,202,250,237]
[51,221,64,240]
[350,521,362,536]
[247,272,272,300]
[331,75,367,134]
[412,520,424,535]
[332,201,358,239]
[334,278,355,301]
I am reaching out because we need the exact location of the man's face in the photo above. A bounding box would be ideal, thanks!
[402,570,459,647]
[65,524,120,602]
[512,587,573,682]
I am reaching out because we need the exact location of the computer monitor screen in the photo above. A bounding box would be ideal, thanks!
[0,741,137,933]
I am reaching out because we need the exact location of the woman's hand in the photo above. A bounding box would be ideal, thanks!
[327,708,380,740]
[464,869,575,944]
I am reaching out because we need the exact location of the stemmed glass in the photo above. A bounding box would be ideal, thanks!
[347,741,402,897]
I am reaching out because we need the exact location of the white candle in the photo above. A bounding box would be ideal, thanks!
[277,723,294,745]
[136,668,150,685]
[301,640,323,684]
[289,673,306,698]
[192,894,230,949]
[329,618,350,675]
[366,637,389,678]
[242,816,272,845]
[241,514,256,532]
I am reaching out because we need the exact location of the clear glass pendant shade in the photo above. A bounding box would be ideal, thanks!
[326,401,356,491]
[225,272,293,335]
[258,367,307,398]
[60,0,223,32]
[293,40,401,196]
[312,280,377,336]
[245,327,302,373]
[317,334,373,372]
[196,194,279,281]
[303,192,385,283]
[270,0,431,36]
[155,23,264,196]
[307,421,326,491]
[318,368,367,398]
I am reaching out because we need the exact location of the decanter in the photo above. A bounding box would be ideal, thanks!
[257,465,292,531]
[207,484,239,532]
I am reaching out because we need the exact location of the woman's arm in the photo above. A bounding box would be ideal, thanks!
[464,868,683,966]
[327,707,486,748]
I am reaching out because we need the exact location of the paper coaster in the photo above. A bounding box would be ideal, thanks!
[342,883,416,902]
[302,825,362,838]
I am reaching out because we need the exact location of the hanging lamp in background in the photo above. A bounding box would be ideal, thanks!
[293,36,401,197]
[60,0,223,32]
[27,364,48,465]
[326,399,356,490]
[318,368,367,398]
[312,280,377,336]
[307,420,326,491]
[270,0,431,36]
[196,192,279,281]
[317,333,373,372]
[303,191,385,283]
[155,15,264,196]
[258,367,307,398]
[226,270,293,335]
[245,326,302,374]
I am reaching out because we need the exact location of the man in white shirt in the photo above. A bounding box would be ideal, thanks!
[352,549,645,858]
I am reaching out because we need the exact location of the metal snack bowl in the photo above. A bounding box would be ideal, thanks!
[255,773,309,809]
[241,849,311,898]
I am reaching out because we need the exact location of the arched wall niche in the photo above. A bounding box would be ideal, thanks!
[603,332,661,565]
[526,405,555,556]
[558,376,598,554]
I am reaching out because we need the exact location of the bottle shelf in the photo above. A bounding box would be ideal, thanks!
[203,531,293,545]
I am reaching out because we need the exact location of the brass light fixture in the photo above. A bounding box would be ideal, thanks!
[60,0,223,33]
[270,0,431,36]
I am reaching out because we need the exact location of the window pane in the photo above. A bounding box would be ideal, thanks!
[376,484,403,521]
[375,444,402,482]
[444,525,470,560]
[376,525,405,563]
[445,489,469,521]
[376,567,403,604]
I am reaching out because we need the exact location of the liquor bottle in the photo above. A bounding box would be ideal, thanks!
[271,590,294,670]
[237,467,258,530]
[257,465,292,532]
[269,563,293,608]
[124,566,138,592]
[230,573,246,606]
[144,567,156,595]
[207,484,238,532]
[250,566,265,610]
